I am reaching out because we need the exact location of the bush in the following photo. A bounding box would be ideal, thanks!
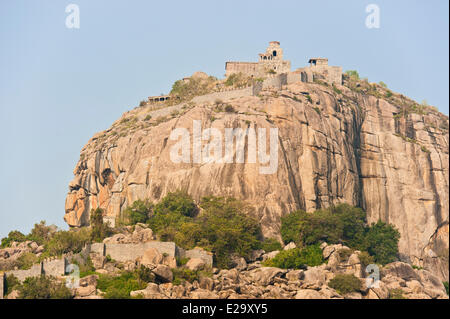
[90,208,114,243]
[44,228,91,257]
[27,221,56,246]
[389,288,406,299]
[328,274,361,295]
[280,204,399,265]
[154,191,197,218]
[1,230,27,248]
[119,200,153,226]
[172,267,212,285]
[17,252,39,270]
[263,244,324,269]
[148,191,196,242]
[359,221,400,265]
[97,271,148,299]
[280,204,366,248]
[261,238,283,253]
[224,104,235,113]
[195,196,262,268]
[5,274,20,296]
[444,282,449,295]
[345,70,360,80]
[18,275,72,299]
[337,248,352,261]
[358,251,375,268]
[385,90,393,98]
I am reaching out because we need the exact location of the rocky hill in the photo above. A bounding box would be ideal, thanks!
[63,73,449,281]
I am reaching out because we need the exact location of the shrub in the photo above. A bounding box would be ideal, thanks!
[389,288,406,299]
[261,238,283,253]
[1,230,27,248]
[154,191,197,218]
[328,274,362,295]
[225,73,253,87]
[18,275,72,299]
[358,251,375,268]
[345,70,360,80]
[337,248,352,261]
[172,267,212,285]
[27,221,56,246]
[332,84,342,95]
[5,274,20,296]
[280,204,366,248]
[224,104,235,113]
[359,221,400,265]
[280,204,399,265]
[148,191,196,241]
[385,90,393,98]
[444,282,449,295]
[119,200,153,226]
[379,81,387,88]
[17,252,39,270]
[90,208,114,243]
[263,244,324,269]
[44,228,91,257]
[97,271,148,299]
[196,196,262,268]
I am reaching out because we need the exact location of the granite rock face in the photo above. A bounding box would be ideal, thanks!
[64,81,449,280]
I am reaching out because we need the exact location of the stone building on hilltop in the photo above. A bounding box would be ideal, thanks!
[225,41,291,77]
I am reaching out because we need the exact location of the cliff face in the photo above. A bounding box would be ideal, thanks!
[64,80,449,280]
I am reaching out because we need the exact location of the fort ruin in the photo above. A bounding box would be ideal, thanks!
[144,42,343,105]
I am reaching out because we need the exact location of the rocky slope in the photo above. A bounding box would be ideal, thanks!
[3,227,447,299]
[64,77,449,280]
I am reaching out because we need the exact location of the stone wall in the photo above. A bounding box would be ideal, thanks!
[225,62,259,77]
[6,263,43,282]
[104,241,176,262]
[42,258,67,277]
[0,272,4,299]
[85,241,213,266]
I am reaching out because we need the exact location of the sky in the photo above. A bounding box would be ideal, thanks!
[0,0,448,238]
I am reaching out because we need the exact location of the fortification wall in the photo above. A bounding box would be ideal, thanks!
[6,263,43,282]
[287,72,301,84]
[192,86,253,104]
[0,272,5,299]
[225,62,259,77]
[42,258,66,277]
[104,241,176,262]
[262,74,287,89]
[4,257,67,283]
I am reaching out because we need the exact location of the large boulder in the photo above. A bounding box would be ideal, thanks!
[295,289,324,299]
[186,258,206,271]
[249,267,286,286]
[381,262,419,281]
[141,248,163,266]
[152,264,173,282]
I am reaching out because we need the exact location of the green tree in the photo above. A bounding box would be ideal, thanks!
[1,230,27,248]
[90,208,113,242]
[18,275,72,299]
[263,244,324,269]
[119,200,153,225]
[359,220,400,264]
[328,274,362,295]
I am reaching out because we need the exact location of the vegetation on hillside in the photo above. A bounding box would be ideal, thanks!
[280,204,400,265]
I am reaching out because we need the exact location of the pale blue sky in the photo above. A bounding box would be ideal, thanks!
[0,0,448,238]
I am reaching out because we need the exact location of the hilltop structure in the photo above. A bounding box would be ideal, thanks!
[146,42,343,104]
[225,41,291,77]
